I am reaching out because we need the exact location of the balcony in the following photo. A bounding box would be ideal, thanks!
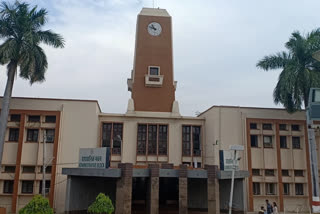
[145,74,163,87]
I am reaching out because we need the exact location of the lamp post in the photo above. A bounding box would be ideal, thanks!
[42,131,46,197]
[228,145,244,214]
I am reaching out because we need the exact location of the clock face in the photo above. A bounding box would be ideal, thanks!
[147,22,162,36]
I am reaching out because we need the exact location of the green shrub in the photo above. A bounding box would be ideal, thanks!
[19,195,53,214]
[88,193,114,214]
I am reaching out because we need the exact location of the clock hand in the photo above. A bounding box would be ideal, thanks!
[151,24,157,30]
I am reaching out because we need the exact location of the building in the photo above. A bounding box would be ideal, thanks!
[0,7,317,214]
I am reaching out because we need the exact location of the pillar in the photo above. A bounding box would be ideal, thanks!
[205,165,219,214]
[116,163,133,214]
[148,164,160,214]
[179,164,188,214]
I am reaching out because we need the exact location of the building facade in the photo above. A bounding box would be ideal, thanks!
[0,7,317,214]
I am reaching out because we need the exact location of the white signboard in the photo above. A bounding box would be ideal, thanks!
[79,148,107,169]
[220,150,240,171]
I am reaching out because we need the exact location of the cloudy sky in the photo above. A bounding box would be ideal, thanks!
[0,0,319,116]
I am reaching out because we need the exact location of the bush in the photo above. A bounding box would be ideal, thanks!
[88,193,114,214]
[19,195,53,214]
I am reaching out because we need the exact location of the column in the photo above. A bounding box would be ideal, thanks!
[206,165,219,214]
[148,164,160,214]
[179,164,188,214]
[116,163,133,214]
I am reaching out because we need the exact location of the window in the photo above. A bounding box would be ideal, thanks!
[137,124,168,156]
[282,170,289,176]
[10,114,21,122]
[39,180,51,194]
[291,124,300,131]
[182,125,201,156]
[149,66,160,75]
[45,129,55,143]
[280,136,287,148]
[294,170,304,177]
[21,181,33,194]
[266,183,276,195]
[137,124,147,155]
[265,169,275,176]
[148,125,157,155]
[193,126,201,156]
[263,123,272,130]
[279,124,287,131]
[101,123,123,155]
[253,182,260,195]
[40,166,52,173]
[9,128,19,142]
[263,136,273,148]
[292,137,301,149]
[183,126,191,156]
[252,169,260,176]
[250,135,258,147]
[3,180,14,193]
[27,129,39,142]
[158,125,168,155]
[250,123,257,129]
[295,183,304,195]
[4,166,15,173]
[22,166,35,173]
[28,115,40,122]
[45,115,56,123]
[283,183,290,195]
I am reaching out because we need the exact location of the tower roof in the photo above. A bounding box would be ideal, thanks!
[139,7,170,17]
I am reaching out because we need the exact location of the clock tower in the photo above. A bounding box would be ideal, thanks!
[127,8,178,113]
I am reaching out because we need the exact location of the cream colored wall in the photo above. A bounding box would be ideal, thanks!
[99,113,204,166]
[0,98,100,214]
[200,106,308,212]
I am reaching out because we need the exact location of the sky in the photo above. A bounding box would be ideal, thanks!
[0,0,319,116]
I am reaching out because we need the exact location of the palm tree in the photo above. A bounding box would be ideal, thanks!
[257,29,320,113]
[0,1,64,165]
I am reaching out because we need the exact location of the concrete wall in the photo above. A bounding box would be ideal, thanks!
[0,97,101,214]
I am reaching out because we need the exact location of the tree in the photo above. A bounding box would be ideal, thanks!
[88,193,114,214]
[19,195,53,214]
[256,29,320,113]
[0,1,64,165]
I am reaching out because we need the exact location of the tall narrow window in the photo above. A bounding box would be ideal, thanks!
[45,129,55,143]
[9,128,19,142]
[292,136,301,149]
[253,182,260,195]
[112,123,123,154]
[158,125,168,155]
[250,135,258,147]
[182,126,191,156]
[295,183,304,195]
[283,183,290,195]
[3,180,14,193]
[263,136,273,148]
[102,123,112,147]
[137,125,147,155]
[149,66,160,75]
[148,125,157,155]
[27,129,39,142]
[280,136,287,148]
[193,126,201,156]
